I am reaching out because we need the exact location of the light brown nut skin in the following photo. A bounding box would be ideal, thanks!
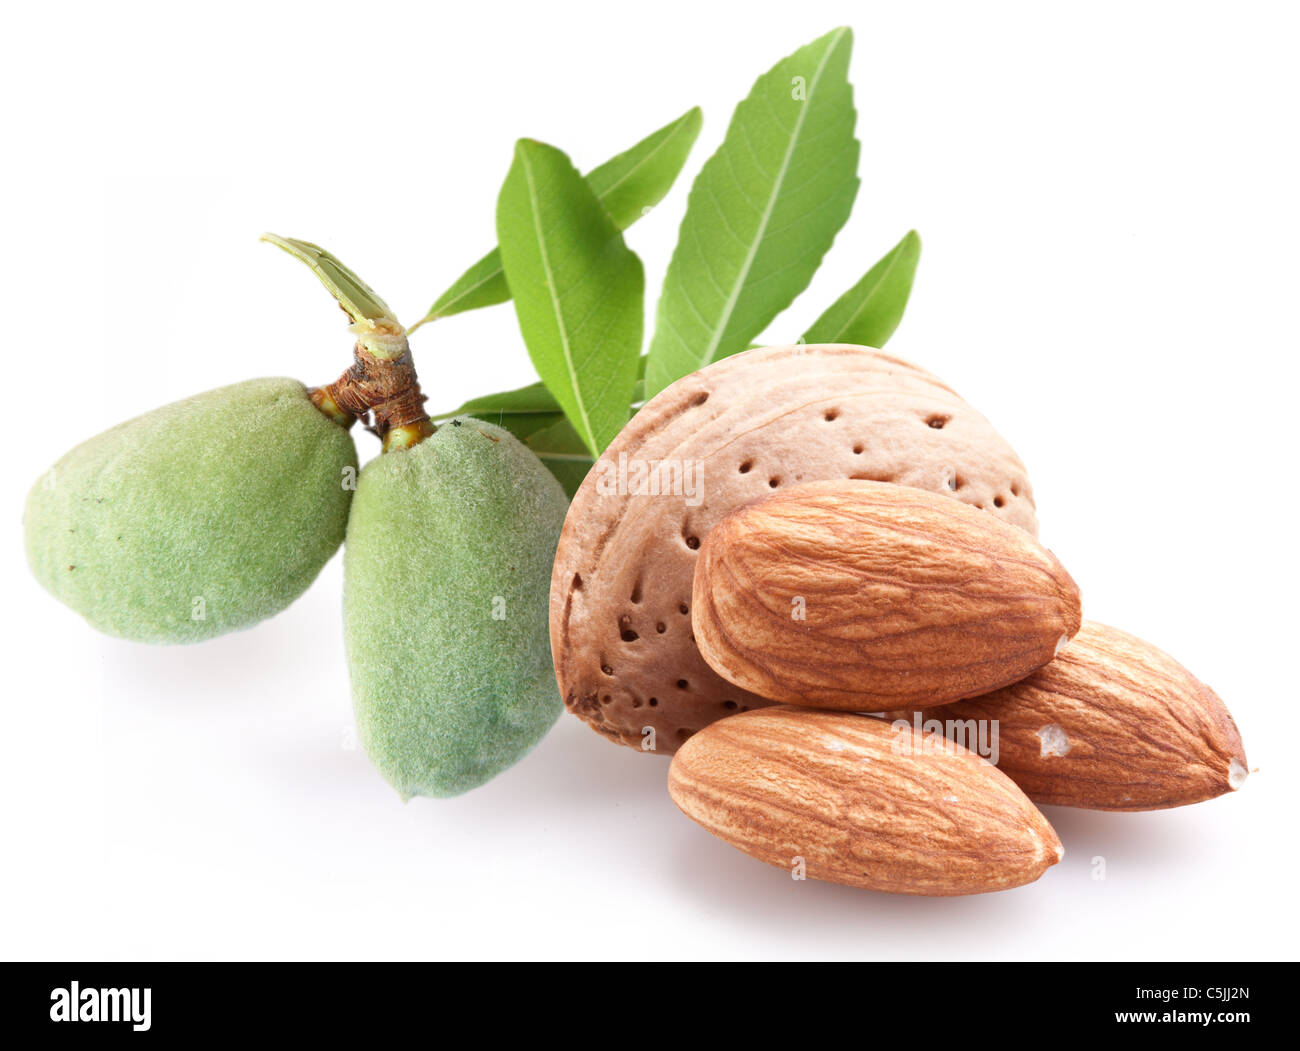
[668,707,1063,896]
[692,479,1082,711]
[881,621,1250,811]
[550,344,1039,754]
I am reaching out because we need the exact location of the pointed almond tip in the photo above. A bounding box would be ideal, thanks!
[1228,757,1249,791]
[1040,827,1064,868]
[1032,814,1064,871]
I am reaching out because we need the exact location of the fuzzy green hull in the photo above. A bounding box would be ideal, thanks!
[25,378,357,643]
[345,419,568,799]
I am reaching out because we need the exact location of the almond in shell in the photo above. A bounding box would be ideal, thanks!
[549,343,1040,754]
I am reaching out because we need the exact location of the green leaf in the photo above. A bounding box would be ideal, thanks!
[435,356,647,426]
[645,27,860,397]
[801,230,921,347]
[415,107,701,328]
[497,139,645,458]
[260,233,397,324]
[523,416,595,498]
[433,380,561,420]
[416,246,507,327]
[584,106,703,228]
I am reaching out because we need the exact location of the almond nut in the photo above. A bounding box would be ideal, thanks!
[881,621,1249,811]
[668,706,1063,895]
[693,478,1082,709]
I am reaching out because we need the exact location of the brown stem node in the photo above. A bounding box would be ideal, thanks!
[310,342,432,449]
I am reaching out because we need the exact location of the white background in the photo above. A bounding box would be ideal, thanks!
[2,0,1296,961]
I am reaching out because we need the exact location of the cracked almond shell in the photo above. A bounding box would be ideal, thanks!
[550,344,1039,754]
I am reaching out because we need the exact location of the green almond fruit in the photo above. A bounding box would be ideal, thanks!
[25,377,357,644]
[345,418,568,799]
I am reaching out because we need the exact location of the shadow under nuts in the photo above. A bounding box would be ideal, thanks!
[668,707,1063,895]
[692,479,1082,710]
